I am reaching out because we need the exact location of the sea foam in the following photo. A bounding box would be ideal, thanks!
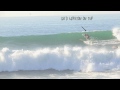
[112,28,120,41]
[0,46,120,72]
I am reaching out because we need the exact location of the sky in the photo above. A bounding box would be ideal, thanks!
[0,11,120,17]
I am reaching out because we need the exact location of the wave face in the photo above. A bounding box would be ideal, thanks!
[0,29,120,72]
[0,30,115,48]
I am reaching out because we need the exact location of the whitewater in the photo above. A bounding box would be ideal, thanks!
[0,14,120,79]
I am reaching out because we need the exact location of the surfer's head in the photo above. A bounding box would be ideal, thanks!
[84,34,89,36]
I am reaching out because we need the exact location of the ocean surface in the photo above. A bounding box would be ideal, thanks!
[0,14,120,79]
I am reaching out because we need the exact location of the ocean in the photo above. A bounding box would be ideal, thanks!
[0,14,120,79]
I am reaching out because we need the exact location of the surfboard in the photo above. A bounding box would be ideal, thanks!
[80,39,93,45]
[83,40,93,45]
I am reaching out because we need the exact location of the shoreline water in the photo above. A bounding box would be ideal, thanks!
[0,69,120,79]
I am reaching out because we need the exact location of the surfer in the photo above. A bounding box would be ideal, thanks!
[84,33,90,40]
[81,27,90,40]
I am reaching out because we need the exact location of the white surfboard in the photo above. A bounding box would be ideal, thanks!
[83,40,93,45]
[80,39,93,45]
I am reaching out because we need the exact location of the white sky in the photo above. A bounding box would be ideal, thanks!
[0,11,120,17]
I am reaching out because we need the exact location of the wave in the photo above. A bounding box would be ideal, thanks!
[0,30,116,48]
[0,29,120,72]
[0,46,120,72]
